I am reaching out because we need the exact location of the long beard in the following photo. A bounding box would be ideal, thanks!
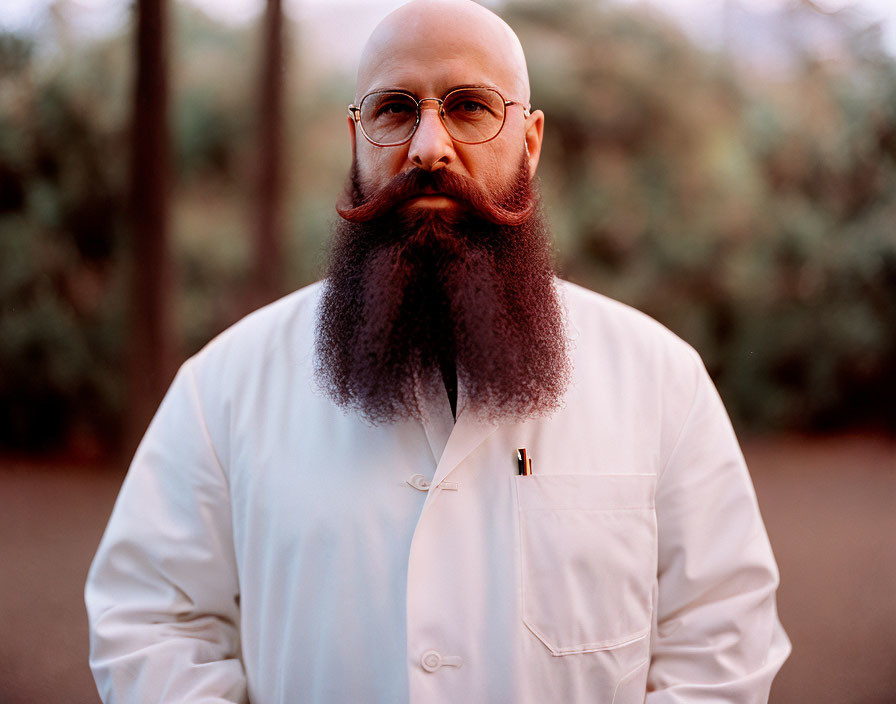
[314,160,571,424]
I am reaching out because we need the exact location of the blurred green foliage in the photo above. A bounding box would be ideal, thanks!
[506,0,896,432]
[0,29,127,452]
[0,0,894,454]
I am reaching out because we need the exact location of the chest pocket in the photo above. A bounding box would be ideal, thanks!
[514,473,657,655]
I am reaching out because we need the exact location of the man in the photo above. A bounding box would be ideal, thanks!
[85,1,790,702]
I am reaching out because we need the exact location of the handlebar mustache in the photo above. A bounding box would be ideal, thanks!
[336,167,535,226]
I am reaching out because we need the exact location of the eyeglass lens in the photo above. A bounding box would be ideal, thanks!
[359,88,506,145]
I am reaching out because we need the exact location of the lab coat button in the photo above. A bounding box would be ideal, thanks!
[420,649,462,672]
[421,650,442,672]
[407,474,430,491]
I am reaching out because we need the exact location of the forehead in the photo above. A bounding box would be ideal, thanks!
[356,17,523,100]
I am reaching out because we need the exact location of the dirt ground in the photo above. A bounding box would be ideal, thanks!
[0,433,894,704]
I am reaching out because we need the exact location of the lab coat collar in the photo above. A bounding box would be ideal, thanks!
[430,403,498,488]
[416,376,498,488]
[419,381,455,466]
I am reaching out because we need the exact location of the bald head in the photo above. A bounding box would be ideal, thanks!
[356,0,531,104]
[348,0,545,203]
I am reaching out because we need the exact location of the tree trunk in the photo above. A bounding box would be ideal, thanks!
[127,0,174,454]
[251,0,287,309]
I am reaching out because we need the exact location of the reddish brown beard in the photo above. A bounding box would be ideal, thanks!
[314,158,571,424]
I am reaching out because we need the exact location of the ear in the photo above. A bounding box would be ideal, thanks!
[524,109,545,178]
[347,115,358,159]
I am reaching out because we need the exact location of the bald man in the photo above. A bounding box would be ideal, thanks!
[86,2,790,702]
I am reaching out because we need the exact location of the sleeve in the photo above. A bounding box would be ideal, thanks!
[84,360,248,703]
[646,349,791,703]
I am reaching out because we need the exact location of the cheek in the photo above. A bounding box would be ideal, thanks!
[463,139,526,191]
[356,143,407,190]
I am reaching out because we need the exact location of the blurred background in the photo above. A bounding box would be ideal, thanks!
[0,0,893,702]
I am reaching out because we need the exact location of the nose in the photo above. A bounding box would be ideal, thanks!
[407,101,455,171]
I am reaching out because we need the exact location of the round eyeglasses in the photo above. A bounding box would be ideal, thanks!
[348,87,531,147]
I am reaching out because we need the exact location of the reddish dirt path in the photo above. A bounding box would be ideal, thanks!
[744,434,896,704]
[0,463,120,704]
[0,434,894,704]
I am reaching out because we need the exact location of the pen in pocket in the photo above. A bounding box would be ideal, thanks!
[516,448,532,476]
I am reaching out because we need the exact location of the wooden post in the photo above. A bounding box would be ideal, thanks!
[127,0,175,453]
[251,0,287,309]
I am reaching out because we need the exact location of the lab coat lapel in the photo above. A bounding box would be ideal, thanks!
[418,386,455,466]
[430,384,498,488]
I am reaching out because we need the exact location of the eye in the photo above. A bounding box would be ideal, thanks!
[375,99,415,118]
[457,100,487,114]
[443,90,502,120]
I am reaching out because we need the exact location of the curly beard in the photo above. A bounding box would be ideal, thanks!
[314,156,571,425]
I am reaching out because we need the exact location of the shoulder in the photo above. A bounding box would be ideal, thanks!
[555,280,716,467]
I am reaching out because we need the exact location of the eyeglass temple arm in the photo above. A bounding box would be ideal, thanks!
[505,100,531,118]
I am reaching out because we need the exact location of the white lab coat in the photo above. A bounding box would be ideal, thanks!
[85,279,790,703]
